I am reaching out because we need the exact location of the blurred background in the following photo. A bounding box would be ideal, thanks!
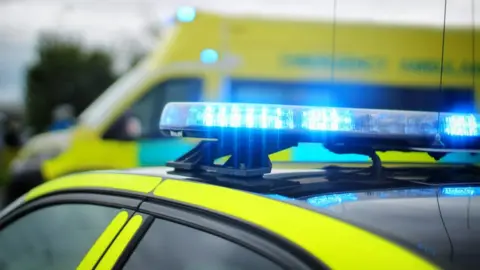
[0,0,478,201]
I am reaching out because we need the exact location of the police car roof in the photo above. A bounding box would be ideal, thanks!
[20,166,480,269]
[300,187,480,270]
[119,167,480,269]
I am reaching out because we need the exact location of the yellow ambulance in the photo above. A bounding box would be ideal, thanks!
[6,7,479,202]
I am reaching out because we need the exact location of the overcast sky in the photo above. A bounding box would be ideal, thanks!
[0,0,478,107]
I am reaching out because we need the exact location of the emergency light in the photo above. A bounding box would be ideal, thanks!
[159,102,480,138]
[160,102,480,178]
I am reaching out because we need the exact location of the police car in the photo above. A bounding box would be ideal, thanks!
[0,102,479,270]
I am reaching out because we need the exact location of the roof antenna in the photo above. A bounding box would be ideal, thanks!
[330,0,338,83]
[433,0,449,148]
[472,0,476,109]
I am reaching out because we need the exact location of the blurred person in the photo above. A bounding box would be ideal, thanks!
[19,126,33,144]
[1,118,22,191]
[0,113,6,150]
[49,104,75,131]
[3,119,22,148]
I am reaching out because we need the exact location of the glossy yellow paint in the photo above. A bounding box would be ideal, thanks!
[97,214,144,270]
[41,128,138,181]
[98,11,480,137]
[25,173,162,202]
[154,179,439,270]
[77,211,130,270]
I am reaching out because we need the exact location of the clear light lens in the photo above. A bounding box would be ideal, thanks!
[440,113,480,136]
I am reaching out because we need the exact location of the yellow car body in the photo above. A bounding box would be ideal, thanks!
[0,168,449,270]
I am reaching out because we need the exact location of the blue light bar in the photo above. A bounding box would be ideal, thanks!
[440,113,480,136]
[160,102,480,139]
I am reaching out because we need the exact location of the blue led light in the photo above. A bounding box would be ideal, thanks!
[306,193,358,208]
[302,108,353,131]
[200,49,219,64]
[441,187,480,196]
[442,114,480,136]
[176,6,196,23]
[196,104,296,129]
[161,102,437,135]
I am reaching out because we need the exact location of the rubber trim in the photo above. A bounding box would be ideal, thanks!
[25,188,147,204]
[0,192,142,229]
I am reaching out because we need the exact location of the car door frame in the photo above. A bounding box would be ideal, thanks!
[0,191,144,269]
[106,196,327,270]
[0,192,142,228]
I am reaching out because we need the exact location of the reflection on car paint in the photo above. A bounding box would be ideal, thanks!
[264,186,480,209]
[363,188,438,198]
[417,243,436,257]
[441,187,480,197]
[261,194,294,202]
[305,193,358,208]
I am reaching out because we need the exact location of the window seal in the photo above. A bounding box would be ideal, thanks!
[118,198,328,270]
[0,192,141,229]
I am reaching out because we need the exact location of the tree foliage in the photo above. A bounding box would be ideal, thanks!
[25,33,117,134]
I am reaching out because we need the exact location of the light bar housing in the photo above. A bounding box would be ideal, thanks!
[159,102,480,149]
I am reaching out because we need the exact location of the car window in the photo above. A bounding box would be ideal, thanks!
[0,204,120,270]
[229,79,474,112]
[79,60,152,128]
[124,218,283,270]
[129,78,202,137]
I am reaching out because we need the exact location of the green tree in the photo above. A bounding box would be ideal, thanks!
[25,33,117,134]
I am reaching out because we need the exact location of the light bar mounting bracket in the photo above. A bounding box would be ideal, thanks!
[167,138,298,178]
